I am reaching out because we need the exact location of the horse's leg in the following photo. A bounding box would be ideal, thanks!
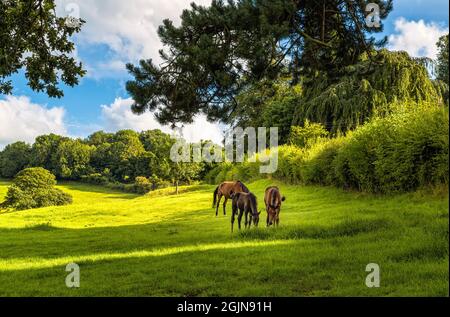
[215,193,222,216]
[223,197,228,216]
[266,213,269,227]
[247,211,252,229]
[238,209,243,230]
[231,207,236,233]
[244,211,248,229]
[276,218,280,227]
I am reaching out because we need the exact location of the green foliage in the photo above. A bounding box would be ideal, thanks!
[209,103,448,194]
[80,173,109,185]
[292,50,446,135]
[0,141,31,178]
[126,0,392,125]
[133,176,152,194]
[1,167,72,210]
[301,137,347,186]
[436,34,449,85]
[288,120,328,148]
[53,139,94,179]
[0,0,85,97]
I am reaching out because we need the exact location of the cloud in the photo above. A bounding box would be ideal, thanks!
[100,98,224,144]
[388,18,448,59]
[0,96,67,148]
[55,0,212,79]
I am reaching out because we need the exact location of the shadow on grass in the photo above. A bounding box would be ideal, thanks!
[239,218,392,240]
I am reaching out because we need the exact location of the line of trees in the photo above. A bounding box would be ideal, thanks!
[0,129,213,192]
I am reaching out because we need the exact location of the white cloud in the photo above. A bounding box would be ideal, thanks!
[55,0,212,78]
[388,18,448,59]
[101,97,224,144]
[0,96,67,148]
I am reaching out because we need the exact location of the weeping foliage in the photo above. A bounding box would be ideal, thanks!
[292,49,446,135]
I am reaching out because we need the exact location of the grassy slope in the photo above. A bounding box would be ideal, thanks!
[0,179,448,296]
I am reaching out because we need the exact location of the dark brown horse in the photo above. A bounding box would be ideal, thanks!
[230,192,260,232]
[264,186,285,227]
[213,181,249,216]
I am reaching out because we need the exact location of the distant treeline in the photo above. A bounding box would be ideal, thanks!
[0,129,213,192]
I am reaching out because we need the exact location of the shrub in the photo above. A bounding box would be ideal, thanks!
[133,176,152,194]
[333,103,449,193]
[80,173,109,185]
[302,137,346,185]
[288,120,328,148]
[1,167,72,210]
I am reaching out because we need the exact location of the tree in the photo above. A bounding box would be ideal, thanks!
[53,139,94,179]
[0,0,85,97]
[0,141,31,178]
[126,0,392,126]
[86,131,114,146]
[291,50,445,134]
[436,34,449,85]
[288,120,328,148]
[0,167,72,210]
[30,133,69,174]
[108,130,145,181]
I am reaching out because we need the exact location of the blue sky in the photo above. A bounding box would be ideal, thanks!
[0,0,449,148]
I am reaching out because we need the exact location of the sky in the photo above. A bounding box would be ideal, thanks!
[0,0,449,148]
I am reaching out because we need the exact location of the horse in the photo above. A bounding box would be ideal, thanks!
[230,191,261,232]
[212,180,249,216]
[264,186,285,227]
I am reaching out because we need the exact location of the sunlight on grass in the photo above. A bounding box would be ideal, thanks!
[0,240,295,271]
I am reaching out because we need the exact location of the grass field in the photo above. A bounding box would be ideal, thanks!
[0,179,448,296]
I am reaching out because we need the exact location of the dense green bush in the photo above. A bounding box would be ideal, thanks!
[80,173,109,185]
[1,167,72,211]
[207,103,449,194]
[302,137,347,186]
[288,120,328,148]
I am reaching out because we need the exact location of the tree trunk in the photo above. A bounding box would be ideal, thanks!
[176,180,179,195]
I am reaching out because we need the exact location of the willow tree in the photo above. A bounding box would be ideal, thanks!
[291,49,447,134]
[126,0,392,126]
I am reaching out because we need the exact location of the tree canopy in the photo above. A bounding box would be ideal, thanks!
[0,0,85,97]
[126,0,392,126]
[436,34,449,85]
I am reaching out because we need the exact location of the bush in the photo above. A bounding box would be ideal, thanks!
[288,120,328,148]
[302,137,346,185]
[133,176,152,194]
[80,173,109,185]
[333,104,449,193]
[1,167,72,211]
[204,103,448,194]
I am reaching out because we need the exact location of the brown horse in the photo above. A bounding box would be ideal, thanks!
[230,192,260,232]
[213,181,249,216]
[264,186,285,227]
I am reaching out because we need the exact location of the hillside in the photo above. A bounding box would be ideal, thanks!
[0,179,448,296]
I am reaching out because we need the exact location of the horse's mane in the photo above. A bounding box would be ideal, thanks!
[237,180,250,193]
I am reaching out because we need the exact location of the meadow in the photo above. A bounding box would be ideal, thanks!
[0,179,448,296]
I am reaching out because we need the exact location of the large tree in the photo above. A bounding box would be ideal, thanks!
[436,34,449,85]
[0,0,85,97]
[126,0,392,126]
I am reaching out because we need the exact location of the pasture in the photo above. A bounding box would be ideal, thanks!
[0,179,448,296]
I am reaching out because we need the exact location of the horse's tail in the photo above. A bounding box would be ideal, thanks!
[212,186,219,208]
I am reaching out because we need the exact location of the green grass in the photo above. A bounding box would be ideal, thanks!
[0,179,448,296]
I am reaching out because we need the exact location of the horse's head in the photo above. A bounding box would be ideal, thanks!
[267,204,281,226]
[252,211,261,227]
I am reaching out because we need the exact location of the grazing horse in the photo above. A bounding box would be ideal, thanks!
[230,192,261,232]
[264,186,285,227]
[213,181,249,216]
